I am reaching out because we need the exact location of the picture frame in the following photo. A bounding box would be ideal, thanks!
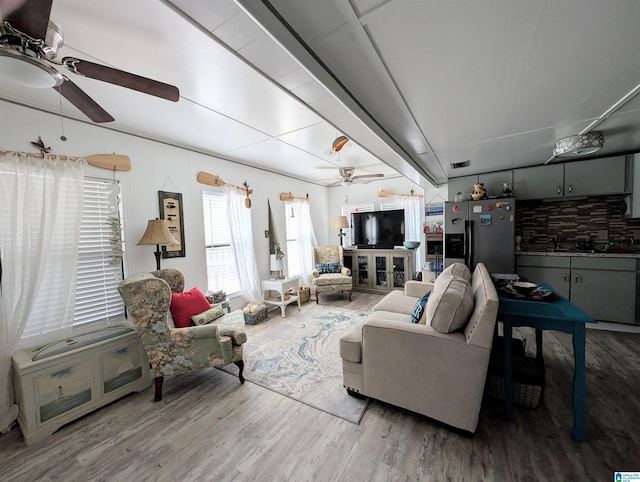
[158,191,185,258]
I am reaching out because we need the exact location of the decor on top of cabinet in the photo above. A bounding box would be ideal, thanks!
[500,182,515,198]
[471,183,487,200]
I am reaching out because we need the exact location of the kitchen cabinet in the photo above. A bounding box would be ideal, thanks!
[343,249,415,294]
[513,164,565,200]
[563,156,626,197]
[447,175,477,201]
[516,255,639,324]
[512,156,627,200]
[448,172,514,201]
[569,257,637,324]
[479,171,514,198]
[517,255,571,298]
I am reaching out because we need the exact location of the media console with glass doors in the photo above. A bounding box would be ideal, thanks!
[343,248,415,294]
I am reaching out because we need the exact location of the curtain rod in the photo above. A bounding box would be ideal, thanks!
[0,149,131,171]
[377,189,423,199]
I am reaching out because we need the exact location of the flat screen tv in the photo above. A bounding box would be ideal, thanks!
[351,209,405,248]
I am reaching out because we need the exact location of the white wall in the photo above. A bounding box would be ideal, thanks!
[0,101,328,310]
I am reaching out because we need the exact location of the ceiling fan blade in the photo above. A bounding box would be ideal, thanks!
[54,78,114,123]
[62,57,180,102]
[5,0,53,40]
[353,173,384,180]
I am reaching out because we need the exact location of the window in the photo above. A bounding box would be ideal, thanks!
[74,177,125,327]
[342,202,374,247]
[285,202,301,276]
[202,191,240,295]
[19,177,125,345]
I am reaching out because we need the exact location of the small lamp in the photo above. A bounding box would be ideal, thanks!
[137,219,179,270]
[270,254,285,279]
[334,215,349,246]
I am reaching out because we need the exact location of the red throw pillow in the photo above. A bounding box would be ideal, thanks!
[170,287,211,328]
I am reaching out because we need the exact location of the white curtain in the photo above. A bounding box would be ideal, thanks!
[227,186,263,304]
[400,196,423,273]
[293,199,317,286]
[0,153,84,433]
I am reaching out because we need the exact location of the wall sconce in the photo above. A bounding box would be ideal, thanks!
[137,218,179,270]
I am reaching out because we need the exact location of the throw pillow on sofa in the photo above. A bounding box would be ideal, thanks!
[410,291,431,324]
[426,276,473,333]
[170,287,212,328]
[440,262,471,282]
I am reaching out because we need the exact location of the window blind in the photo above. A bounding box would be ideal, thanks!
[202,191,240,294]
[73,177,125,326]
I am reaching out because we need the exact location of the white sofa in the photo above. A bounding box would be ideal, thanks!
[339,262,499,433]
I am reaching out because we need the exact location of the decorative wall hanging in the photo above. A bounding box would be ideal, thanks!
[1,138,131,171]
[196,171,253,209]
[377,189,424,198]
[279,192,309,202]
[158,191,185,258]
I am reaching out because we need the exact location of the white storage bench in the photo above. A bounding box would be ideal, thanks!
[12,325,151,445]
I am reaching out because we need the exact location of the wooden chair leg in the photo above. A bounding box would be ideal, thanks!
[234,360,245,384]
[315,289,319,304]
[348,289,352,301]
[154,376,164,402]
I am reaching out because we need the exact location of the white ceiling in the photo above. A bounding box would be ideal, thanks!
[2,0,640,189]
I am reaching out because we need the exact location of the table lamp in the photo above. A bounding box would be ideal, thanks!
[270,254,285,279]
[137,218,179,270]
[334,215,349,246]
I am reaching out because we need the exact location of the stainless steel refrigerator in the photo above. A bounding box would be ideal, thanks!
[443,198,516,274]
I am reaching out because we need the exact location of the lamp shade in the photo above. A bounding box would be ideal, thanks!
[334,215,349,229]
[553,132,604,157]
[137,219,179,246]
[270,254,284,271]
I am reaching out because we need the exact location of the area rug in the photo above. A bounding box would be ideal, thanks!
[220,305,370,423]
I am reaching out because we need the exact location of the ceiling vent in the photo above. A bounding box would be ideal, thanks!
[450,160,471,169]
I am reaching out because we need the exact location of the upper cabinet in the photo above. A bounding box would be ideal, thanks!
[513,164,564,200]
[563,156,626,197]
[447,171,514,201]
[512,155,628,200]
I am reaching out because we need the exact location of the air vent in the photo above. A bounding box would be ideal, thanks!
[450,160,471,169]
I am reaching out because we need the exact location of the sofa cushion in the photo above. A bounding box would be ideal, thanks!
[440,262,471,282]
[410,291,431,324]
[426,276,473,333]
[191,304,225,326]
[170,287,212,328]
[313,273,352,286]
[373,290,417,315]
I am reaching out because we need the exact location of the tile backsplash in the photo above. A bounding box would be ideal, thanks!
[516,195,640,250]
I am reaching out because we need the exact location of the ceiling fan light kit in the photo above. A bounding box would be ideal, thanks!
[553,131,604,158]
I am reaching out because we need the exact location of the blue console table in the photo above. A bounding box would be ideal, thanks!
[497,283,595,442]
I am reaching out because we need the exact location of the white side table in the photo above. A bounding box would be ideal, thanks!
[262,276,302,317]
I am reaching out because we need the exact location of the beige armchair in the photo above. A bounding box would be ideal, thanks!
[312,245,352,303]
[117,268,246,401]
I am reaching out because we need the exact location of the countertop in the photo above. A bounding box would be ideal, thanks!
[517,250,640,258]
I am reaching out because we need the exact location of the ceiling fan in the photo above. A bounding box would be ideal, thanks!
[0,0,179,123]
[328,166,384,186]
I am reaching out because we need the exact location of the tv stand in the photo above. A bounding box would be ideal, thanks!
[342,248,415,294]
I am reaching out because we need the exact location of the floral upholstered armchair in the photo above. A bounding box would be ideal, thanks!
[311,245,352,303]
[117,268,246,401]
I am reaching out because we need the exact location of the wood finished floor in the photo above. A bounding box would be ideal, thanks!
[1,292,639,481]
